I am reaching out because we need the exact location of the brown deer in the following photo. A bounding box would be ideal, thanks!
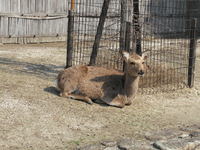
[57,51,147,108]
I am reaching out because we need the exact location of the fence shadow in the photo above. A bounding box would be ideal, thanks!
[0,57,64,79]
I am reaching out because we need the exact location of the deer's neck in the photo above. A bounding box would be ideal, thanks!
[124,73,140,98]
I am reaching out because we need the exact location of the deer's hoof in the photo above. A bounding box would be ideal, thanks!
[59,92,68,98]
[125,101,132,106]
[86,98,93,105]
[88,101,93,105]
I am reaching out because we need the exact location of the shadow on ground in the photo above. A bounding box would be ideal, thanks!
[0,57,64,79]
[44,86,60,96]
[44,86,110,107]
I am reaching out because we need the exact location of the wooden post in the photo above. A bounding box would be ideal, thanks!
[125,21,131,52]
[188,18,197,88]
[123,21,131,71]
[71,0,75,10]
[89,0,111,66]
[133,0,142,56]
[120,0,127,52]
[66,10,74,68]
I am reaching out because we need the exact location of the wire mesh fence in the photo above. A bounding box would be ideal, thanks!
[67,0,197,94]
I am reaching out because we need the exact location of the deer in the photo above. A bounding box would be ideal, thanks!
[56,51,148,108]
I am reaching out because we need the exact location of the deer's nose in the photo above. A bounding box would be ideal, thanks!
[138,70,144,75]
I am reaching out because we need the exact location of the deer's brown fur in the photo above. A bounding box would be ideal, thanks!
[57,52,147,108]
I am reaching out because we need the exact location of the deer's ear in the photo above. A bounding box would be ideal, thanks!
[142,52,148,60]
[143,55,147,60]
[122,51,130,62]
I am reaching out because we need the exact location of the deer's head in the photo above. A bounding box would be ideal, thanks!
[122,51,148,77]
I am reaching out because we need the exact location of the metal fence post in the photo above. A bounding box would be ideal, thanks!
[120,0,127,52]
[125,21,131,52]
[123,21,131,71]
[188,18,197,88]
[133,0,142,56]
[66,10,74,68]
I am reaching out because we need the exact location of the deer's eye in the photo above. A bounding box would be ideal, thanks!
[142,62,145,64]
[130,62,135,65]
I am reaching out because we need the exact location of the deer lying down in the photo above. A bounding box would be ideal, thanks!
[57,51,147,108]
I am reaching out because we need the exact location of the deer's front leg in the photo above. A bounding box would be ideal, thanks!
[107,95,126,108]
[125,97,132,105]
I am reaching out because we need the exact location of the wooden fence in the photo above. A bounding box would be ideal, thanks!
[0,0,68,43]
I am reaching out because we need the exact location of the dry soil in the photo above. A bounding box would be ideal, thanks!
[0,42,200,150]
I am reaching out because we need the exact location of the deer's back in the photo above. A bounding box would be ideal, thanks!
[58,65,124,99]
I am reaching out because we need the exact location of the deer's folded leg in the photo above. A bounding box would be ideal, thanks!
[60,92,93,104]
[102,95,125,108]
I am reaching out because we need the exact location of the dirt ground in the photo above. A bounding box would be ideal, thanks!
[0,42,200,150]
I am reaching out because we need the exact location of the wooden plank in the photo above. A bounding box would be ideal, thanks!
[20,0,28,14]
[1,17,9,37]
[0,36,66,44]
[30,0,36,13]
[0,13,68,20]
